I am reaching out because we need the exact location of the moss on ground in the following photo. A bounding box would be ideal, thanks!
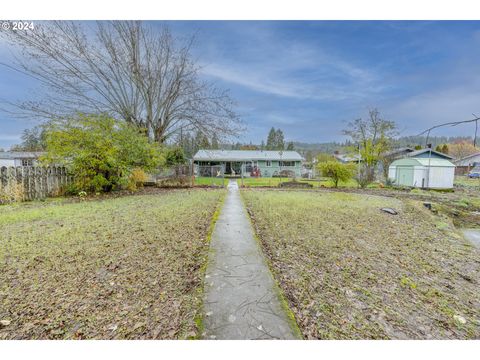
[242,189,480,339]
[0,189,225,339]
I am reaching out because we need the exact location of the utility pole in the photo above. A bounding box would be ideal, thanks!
[357,142,361,188]
[473,114,479,148]
[279,150,283,184]
[419,116,480,147]
[426,144,432,189]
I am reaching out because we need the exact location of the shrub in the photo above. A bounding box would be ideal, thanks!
[64,183,82,196]
[165,146,186,166]
[0,183,25,204]
[385,177,396,187]
[355,164,372,188]
[318,161,355,188]
[127,168,148,191]
[42,114,165,193]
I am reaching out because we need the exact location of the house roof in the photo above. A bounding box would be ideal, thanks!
[454,151,480,163]
[406,148,454,160]
[193,150,303,162]
[391,158,456,167]
[0,151,44,159]
[333,153,361,163]
[382,147,414,157]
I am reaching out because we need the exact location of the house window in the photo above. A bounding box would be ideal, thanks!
[266,160,272,167]
[22,159,33,166]
[279,161,295,167]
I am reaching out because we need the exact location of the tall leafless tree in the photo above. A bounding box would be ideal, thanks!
[0,21,243,143]
[343,108,398,183]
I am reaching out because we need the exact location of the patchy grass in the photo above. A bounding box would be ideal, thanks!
[0,189,225,339]
[242,189,480,339]
[455,175,480,188]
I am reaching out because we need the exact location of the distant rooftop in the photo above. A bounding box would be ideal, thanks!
[193,150,303,162]
[383,147,414,157]
[333,153,361,163]
[406,148,453,159]
[0,151,45,159]
[455,151,480,162]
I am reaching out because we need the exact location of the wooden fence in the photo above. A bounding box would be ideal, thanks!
[0,166,72,201]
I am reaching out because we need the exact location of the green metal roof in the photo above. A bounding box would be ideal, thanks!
[193,150,303,162]
[390,158,455,167]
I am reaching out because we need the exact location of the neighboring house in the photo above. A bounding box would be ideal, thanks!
[333,152,361,163]
[193,150,303,178]
[0,152,44,167]
[388,157,456,189]
[454,152,480,175]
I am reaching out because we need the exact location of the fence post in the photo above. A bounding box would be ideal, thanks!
[0,166,7,189]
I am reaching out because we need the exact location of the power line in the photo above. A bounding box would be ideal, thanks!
[417,116,480,147]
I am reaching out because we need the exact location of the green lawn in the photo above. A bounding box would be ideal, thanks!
[194,176,226,187]
[242,189,479,339]
[194,175,378,189]
[0,189,225,339]
[235,177,362,188]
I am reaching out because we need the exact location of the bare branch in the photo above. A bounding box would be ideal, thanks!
[0,21,244,143]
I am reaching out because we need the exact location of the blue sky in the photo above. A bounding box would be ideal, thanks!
[1,21,480,149]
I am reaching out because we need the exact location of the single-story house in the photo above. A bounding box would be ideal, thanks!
[454,152,480,175]
[193,150,303,178]
[0,152,44,167]
[388,157,456,189]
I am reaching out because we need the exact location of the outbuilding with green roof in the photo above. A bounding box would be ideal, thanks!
[388,157,456,189]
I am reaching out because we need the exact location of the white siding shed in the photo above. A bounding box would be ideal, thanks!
[388,158,455,189]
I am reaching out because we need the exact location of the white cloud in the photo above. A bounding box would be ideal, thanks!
[197,24,383,102]
[388,86,480,136]
[201,59,380,102]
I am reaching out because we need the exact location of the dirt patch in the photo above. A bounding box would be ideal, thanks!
[242,189,480,339]
[0,189,225,339]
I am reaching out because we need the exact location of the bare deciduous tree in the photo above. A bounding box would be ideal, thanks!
[0,21,243,143]
[448,140,478,160]
[343,108,398,183]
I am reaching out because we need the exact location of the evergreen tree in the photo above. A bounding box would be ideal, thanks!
[266,127,276,150]
[286,141,294,150]
[260,140,265,150]
[200,135,210,149]
[211,134,220,149]
[442,144,449,154]
[233,142,242,150]
[274,129,285,150]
